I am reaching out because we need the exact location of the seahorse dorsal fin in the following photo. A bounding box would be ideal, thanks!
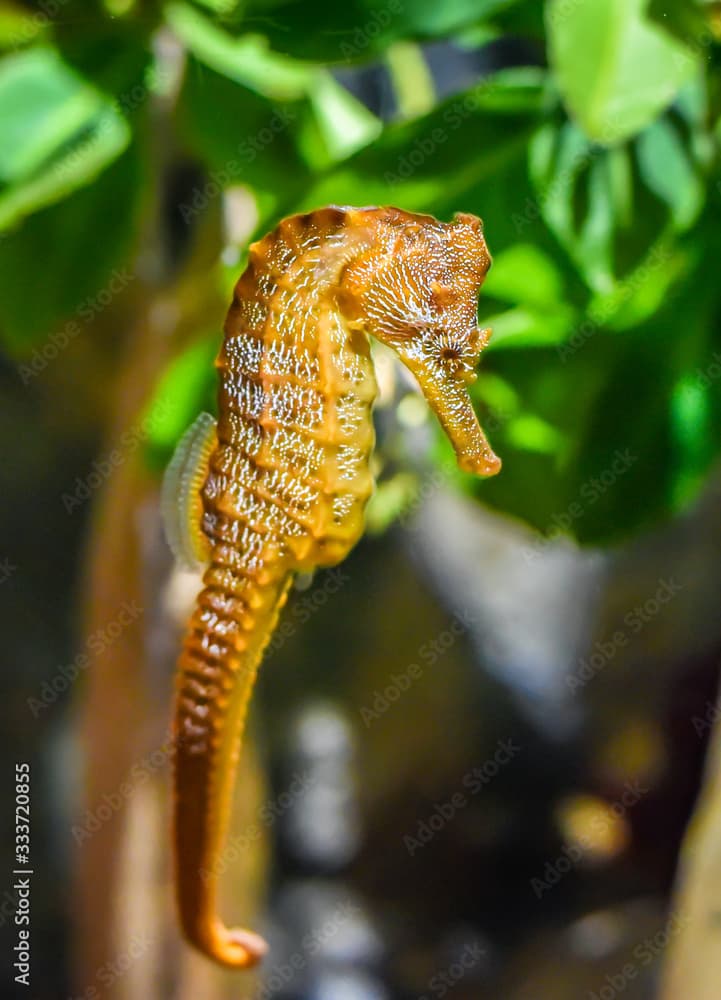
[161,412,217,571]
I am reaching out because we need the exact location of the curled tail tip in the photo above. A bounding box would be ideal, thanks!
[226,926,268,967]
[197,922,268,969]
[458,447,502,477]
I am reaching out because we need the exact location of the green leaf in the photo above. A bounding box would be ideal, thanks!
[529,115,701,292]
[636,117,704,228]
[504,412,567,454]
[54,17,155,97]
[190,0,241,15]
[230,0,521,62]
[483,303,577,350]
[294,68,548,218]
[365,471,418,534]
[669,371,715,507]
[456,226,721,545]
[166,1,315,99]
[528,120,615,289]
[143,334,219,470]
[586,239,688,331]
[172,7,380,200]
[0,144,143,352]
[485,0,547,40]
[647,0,714,47]
[0,47,131,229]
[297,70,381,166]
[547,0,699,144]
[483,243,566,308]
[481,246,580,355]
[0,3,47,49]
[175,59,313,215]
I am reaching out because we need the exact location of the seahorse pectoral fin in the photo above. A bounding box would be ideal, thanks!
[162,412,217,570]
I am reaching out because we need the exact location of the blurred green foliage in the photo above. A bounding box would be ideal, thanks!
[1,0,720,544]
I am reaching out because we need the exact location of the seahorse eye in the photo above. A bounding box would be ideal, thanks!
[435,334,470,367]
[440,345,461,362]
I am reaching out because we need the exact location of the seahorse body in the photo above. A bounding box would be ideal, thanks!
[167,206,499,968]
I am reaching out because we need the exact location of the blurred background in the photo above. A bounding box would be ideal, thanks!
[2,0,721,997]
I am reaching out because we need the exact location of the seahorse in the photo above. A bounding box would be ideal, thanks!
[161,205,500,968]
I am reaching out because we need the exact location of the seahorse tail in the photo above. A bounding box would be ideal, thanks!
[172,547,291,968]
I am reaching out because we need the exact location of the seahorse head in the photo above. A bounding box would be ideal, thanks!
[339,207,501,476]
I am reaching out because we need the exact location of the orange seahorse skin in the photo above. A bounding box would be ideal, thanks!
[171,205,500,968]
